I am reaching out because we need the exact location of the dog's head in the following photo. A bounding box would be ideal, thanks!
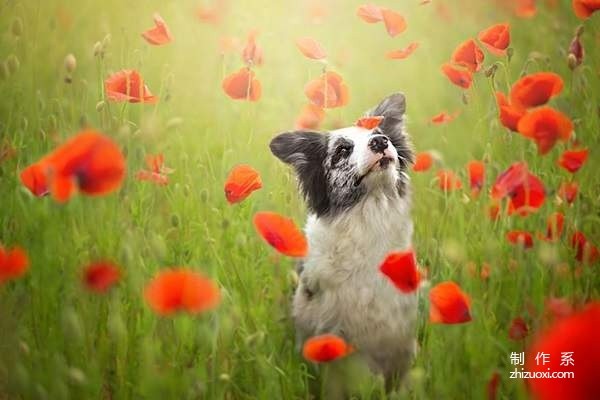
[270,93,413,217]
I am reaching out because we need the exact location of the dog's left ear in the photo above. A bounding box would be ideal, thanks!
[367,93,414,168]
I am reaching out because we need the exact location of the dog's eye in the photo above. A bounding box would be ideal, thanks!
[331,144,353,165]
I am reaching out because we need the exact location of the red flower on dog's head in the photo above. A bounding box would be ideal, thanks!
[145,268,220,316]
[83,262,121,293]
[510,72,563,109]
[304,71,349,109]
[517,107,573,155]
[429,281,471,324]
[526,303,600,399]
[253,212,308,257]
[302,334,353,363]
[441,63,473,89]
[478,23,510,56]
[21,130,126,203]
[222,68,262,101]
[224,164,262,204]
[451,39,484,72]
[105,70,157,103]
[0,245,29,285]
[141,13,172,46]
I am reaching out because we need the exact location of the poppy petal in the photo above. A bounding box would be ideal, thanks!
[386,42,419,60]
[224,164,263,204]
[429,281,472,324]
[83,262,121,293]
[141,13,172,46]
[295,37,327,60]
[302,334,353,363]
[381,8,407,37]
[379,250,421,293]
[510,72,564,109]
[441,63,473,89]
[451,39,484,72]
[558,148,589,173]
[253,212,308,257]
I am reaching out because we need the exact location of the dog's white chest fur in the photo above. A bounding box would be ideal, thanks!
[293,189,417,378]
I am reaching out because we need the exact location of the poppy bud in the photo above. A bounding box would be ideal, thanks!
[219,374,230,382]
[67,368,86,385]
[170,213,180,227]
[95,100,105,112]
[6,54,20,74]
[62,308,84,343]
[568,27,584,70]
[11,17,23,37]
[506,47,514,61]
[461,92,469,105]
[0,62,9,80]
[93,41,103,57]
[484,64,498,78]
[64,53,76,73]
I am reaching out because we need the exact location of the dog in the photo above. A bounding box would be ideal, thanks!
[270,93,417,387]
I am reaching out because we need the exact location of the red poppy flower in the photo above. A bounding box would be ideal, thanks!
[386,42,419,60]
[379,249,421,293]
[437,169,463,191]
[491,162,546,216]
[506,230,534,249]
[509,72,564,109]
[515,0,537,18]
[525,303,600,400]
[224,164,262,204]
[441,63,473,89]
[538,212,565,242]
[253,212,308,257]
[495,92,527,132]
[0,245,29,284]
[381,9,407,37]
[451,39,484,72]
[487,371,501,400]
[431,111,458,125]
[83,262,120,293]
[196,0,227,25]
[304,71,349,109]
[558,181,578,204]
[467,160,485,196]
[356,4,383,23]
[429,281,472,324]
[557,148,588,173]
[356,116,383,130]
[544,297,574,322]
[570,232,599,264]
[295,103,325,130]
[105,70,157,103]
[489,202,501,220]
[145,268,221,316]
[295,37,327,60]
[517,107,573,155]
[241,30,263,66]
[21,130,126,203]
[508,316,529,340]
[302,334,353,363]
[478,23,510,56]
[141,13,172,46]
[572,0,600,19]
[222,68,262,101]
[136,154,174,186]
[413,152,433,172]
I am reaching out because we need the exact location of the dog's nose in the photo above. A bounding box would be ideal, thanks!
[368,135,389,153]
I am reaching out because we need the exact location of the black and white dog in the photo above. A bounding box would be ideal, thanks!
[270,93,417,385]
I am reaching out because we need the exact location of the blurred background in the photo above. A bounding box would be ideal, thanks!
[0,0,598,399]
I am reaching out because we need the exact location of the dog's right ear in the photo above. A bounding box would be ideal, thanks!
[270,131,330,215]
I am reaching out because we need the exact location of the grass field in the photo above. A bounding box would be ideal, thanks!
[0,0,599,399]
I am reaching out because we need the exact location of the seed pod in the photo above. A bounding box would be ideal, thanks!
[11,17,23,37]
[64,53,76,73]
[95,100,105,112]
[6,54,20,74]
